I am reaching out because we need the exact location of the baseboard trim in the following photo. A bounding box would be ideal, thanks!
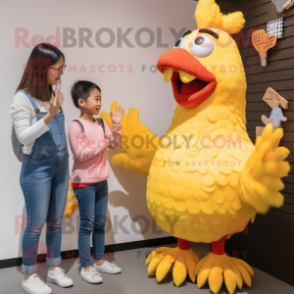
[0,236,177,270]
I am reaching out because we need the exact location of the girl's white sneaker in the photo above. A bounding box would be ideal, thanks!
[47,266,74,287]
[80,266,103,284]
[93,260,122,274]
[22,274,52,294]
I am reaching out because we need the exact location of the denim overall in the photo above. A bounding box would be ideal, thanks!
[18,90,69,274]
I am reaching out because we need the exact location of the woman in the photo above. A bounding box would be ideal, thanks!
[10,43,73,294]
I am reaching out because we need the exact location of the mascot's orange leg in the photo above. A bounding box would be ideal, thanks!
[145,238,199,286]
[196,235,254,294]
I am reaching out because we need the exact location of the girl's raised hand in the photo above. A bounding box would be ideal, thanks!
[48,90,60,117]
[110,105,124,124]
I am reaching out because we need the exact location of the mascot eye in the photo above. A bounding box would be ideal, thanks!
[173,37,188,49]
[189,36,214,57]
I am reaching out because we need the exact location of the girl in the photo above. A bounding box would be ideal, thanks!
[10,43,73,294]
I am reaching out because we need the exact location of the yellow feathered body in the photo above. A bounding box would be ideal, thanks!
[146,55,257,242]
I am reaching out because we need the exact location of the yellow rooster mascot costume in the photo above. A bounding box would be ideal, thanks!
[65,0,290,293]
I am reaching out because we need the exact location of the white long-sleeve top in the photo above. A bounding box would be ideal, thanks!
[10,89,65,155]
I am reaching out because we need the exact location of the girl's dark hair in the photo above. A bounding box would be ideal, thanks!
[16,43,65,102]
[71,80,101,109]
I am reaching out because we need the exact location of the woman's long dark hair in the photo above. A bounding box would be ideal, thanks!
[16,43,65,102]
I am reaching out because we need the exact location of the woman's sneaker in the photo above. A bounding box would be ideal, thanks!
[22,274,52,294]
[80,266,103,284]
[47,266,74,287]
[93,261,121,274]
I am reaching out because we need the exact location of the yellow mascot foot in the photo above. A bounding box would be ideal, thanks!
[196,253,254,294]
[146,239,199,286]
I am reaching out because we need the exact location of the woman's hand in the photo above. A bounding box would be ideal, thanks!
[110,106,124,124]
[43,90,60,126]
[48,90,60,117]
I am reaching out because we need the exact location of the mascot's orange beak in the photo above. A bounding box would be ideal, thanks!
[157,48,217,108]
